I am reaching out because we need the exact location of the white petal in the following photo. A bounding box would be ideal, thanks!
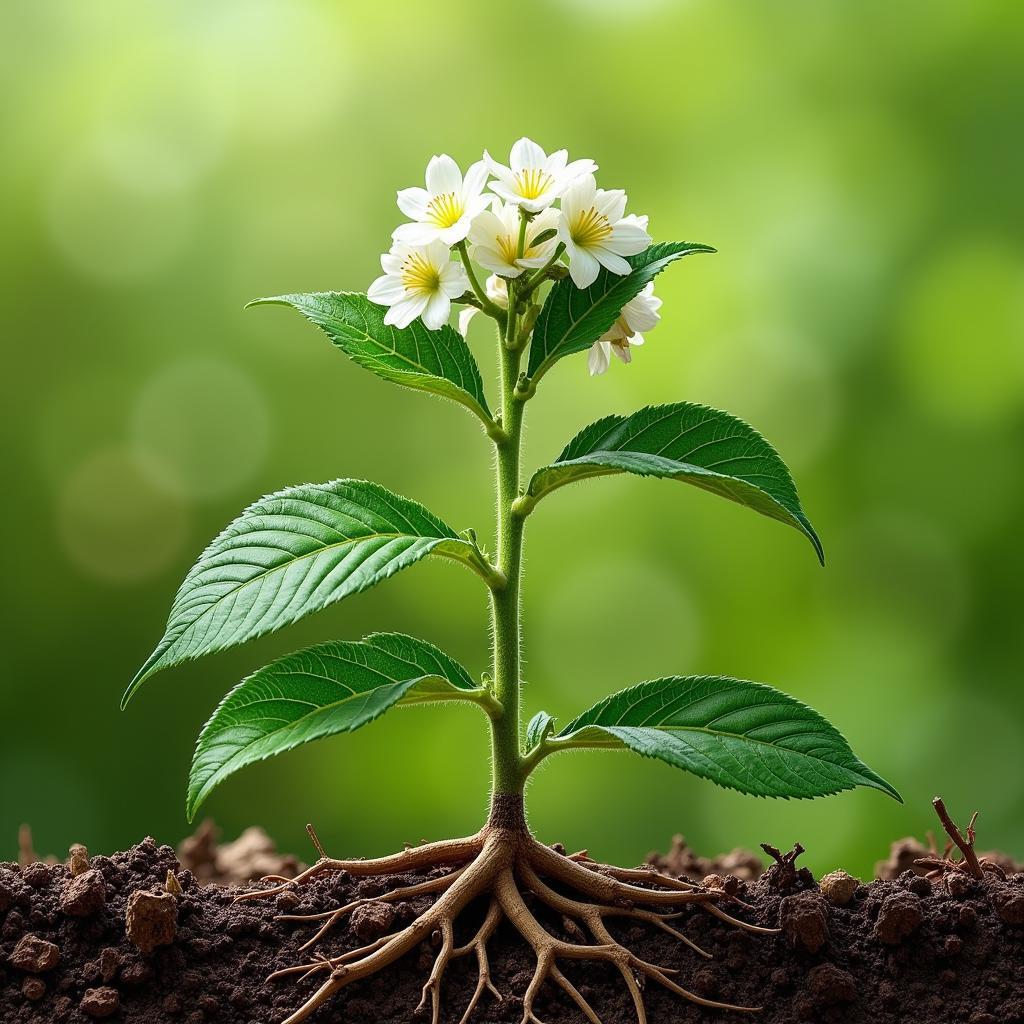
[599,319,629,344]
[516,253,550,269]
[510,137,545,171]
[385,293,429,328]
[612,342,633,364]
[595,188,627,223]
[621,292,660,333]
[483,150,511,179]
[532,207,560,233]
[568,247,600,288]
[463,193,492,223]
[381,252,404,275]
[592,248,631,276]
[425,154,462,195]
[561,157,598,181]
[488,179,524,206]
[588,341,611,376]
[473,245,520,278]
[608,215,651,256]
[462,159,489,199]
[368,274,405,304]
[629,333,645,347]
[546,149,569,173]
[392,221,439,244]
[421,291,452,330]
[439,219,473,246]
[484,275,509,306]
[423,239,453,266]
[519,193,554,214]
[560,173,596,219]
[439,260,470,296]
[458,306,479,338]
[396,187,429,219]
[468,209,504,247]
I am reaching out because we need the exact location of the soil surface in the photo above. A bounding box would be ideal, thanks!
[2,831,1023,1024]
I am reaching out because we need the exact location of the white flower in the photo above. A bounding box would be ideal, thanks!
[458,275,508,337]
[484,137,597,213]
[393,155,490,246]
[368,239,469,330]
[558,174,651,289]
[467,199,559,279]
[588,283,662,375]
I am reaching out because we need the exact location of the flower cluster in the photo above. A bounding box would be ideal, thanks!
[369,138,660,374]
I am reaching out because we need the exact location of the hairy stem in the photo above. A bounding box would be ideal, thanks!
[489,291,527,804]
[488,216,532,808]
[457,240,504,321]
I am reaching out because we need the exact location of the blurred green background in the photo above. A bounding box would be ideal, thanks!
[2,0,1023,879]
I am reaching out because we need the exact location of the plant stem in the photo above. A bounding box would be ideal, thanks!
[457,241,504,321]
[489,342,527,798]
[488,226,530,811]
[519,242,565,300]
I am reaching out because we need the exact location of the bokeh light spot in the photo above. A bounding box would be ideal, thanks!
[131,356,271,500]
[92,53,230,195]
[46,150,196,283]
[58,446,190,584]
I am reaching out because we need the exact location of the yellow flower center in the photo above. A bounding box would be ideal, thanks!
[496,233,519,266]
[426,191,464,228]
[401,252,441,294]
[514,168,554,201]
[570,206,613,248]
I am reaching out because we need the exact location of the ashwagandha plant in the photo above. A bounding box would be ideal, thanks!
[124,137,900,1024]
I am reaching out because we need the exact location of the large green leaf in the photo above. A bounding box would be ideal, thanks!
[249,292,493,426]
[555,676,900,801]
[525,402,823,563]
[526,242,715,382]
[124,480,493,707]
[188,633,480,819]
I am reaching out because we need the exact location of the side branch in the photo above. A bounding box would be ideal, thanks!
[457,240,505,321]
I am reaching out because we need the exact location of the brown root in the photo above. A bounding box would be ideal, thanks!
[243,826,771,1024]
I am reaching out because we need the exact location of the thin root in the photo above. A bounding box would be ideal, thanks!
[452,898,504,1024]
[233,832,483,904]
[282,866,467,952]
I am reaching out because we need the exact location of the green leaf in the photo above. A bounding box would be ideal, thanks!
[124,480,493,707]
[248,292,493,427]
[188,633,480,820]
[525,711,555,751]
[526,242,715,382]
[525,402,823,564]
[556,676,900,801]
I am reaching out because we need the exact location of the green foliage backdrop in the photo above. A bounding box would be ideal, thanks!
[2,0,1023,877]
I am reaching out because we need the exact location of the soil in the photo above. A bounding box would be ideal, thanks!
[2,828,1023,1024]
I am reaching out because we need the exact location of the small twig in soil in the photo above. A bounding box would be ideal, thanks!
[18,825,36,868]
[913,797,1007,884]
[929,797,984,880]
[305,823,328,861]
[760,842,805,867]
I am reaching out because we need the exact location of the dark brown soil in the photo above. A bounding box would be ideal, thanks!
[2,834,1024,1024]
